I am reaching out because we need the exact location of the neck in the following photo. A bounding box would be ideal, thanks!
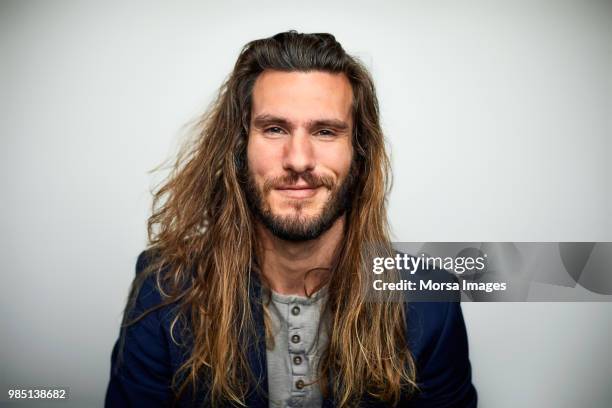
[256,216,345,296]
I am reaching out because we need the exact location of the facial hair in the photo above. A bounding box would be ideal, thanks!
[243,161,358,242]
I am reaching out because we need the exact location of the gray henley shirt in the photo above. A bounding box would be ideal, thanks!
[264,286,329,408]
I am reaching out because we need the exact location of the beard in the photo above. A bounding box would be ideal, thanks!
[243,161,358,242]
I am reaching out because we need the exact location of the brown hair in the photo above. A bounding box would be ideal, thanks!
[121,30,417,407]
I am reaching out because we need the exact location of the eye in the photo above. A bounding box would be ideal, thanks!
[316,129,335,137]
[265,126,285,134]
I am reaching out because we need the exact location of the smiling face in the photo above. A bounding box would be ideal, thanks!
[245,70,356,241]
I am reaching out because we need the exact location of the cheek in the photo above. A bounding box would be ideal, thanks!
[315,142,353,178]
[247,136,277,178]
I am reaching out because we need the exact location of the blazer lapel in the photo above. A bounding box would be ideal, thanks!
[243,271,269,408]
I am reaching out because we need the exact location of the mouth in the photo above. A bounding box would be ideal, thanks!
[274,185,321,199]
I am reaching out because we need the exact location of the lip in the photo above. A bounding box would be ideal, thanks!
[275,186,320,199]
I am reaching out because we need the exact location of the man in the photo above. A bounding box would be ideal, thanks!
[106,31,477,407]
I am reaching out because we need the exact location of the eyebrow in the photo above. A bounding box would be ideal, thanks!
[251,114,350,132]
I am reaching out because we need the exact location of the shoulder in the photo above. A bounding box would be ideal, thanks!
[403,300,477,407]
[105,250,186,408]
[131,249,166,311]
[405,301,465,365]
[120,248,177,350]
[402,254,463,355]
[127,249,185,349]
[129,249,188,354]
[115,249,175,332]
[399,253,478,406]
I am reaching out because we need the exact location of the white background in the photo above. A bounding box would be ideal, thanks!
[2,0,611,407]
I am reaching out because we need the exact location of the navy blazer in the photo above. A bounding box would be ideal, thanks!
[106,252,478,407]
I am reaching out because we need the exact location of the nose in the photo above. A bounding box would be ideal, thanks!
[282,130,315,174]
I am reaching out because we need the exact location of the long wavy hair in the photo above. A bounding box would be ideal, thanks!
[121,31,418,407]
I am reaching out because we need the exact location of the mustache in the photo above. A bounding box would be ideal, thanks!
[262,172,335,194]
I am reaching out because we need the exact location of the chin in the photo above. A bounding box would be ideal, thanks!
[273,208,322,221]
[270,199,325,215]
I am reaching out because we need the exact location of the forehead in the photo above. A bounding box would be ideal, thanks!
[250,70,354,122]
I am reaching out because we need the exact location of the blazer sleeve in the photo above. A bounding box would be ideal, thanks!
[105,251,174,408]
[406,301,478,407]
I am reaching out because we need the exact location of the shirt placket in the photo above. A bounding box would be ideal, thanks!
[287,302,309,407]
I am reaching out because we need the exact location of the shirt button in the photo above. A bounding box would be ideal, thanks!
[291,334,300,344]
[295,379,305,390]
[293,355,303,365]
[291,305,301,316]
